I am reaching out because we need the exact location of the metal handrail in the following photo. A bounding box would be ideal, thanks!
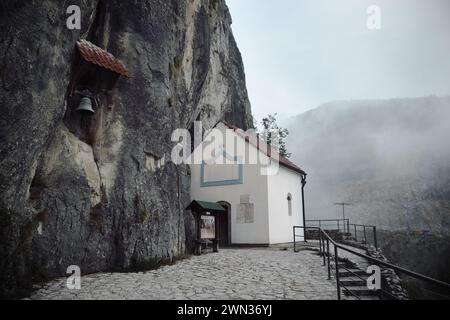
[293,226,450,300]
[339,265,367,282]
[340,282,361,300]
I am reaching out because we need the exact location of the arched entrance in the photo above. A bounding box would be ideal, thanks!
[217,201,231,246]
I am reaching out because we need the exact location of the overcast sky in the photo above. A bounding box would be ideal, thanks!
[227,0,450,123]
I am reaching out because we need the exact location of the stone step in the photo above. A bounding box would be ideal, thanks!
[336,263,348,268]
[342,287,379,297]
[330,262,352,269]
[338,269,366,277]
[344,295,380,300]
[340,277,367,287]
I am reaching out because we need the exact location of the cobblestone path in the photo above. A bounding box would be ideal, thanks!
[29,248,338,300]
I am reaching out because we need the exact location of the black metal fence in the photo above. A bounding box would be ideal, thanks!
[348,223,378,249]
[305,219,378,249]
[293,226,450,300]
[305,219,350,233]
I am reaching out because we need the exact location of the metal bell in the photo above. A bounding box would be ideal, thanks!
[75,97,94,114]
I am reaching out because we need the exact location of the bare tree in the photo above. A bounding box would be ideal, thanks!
[260,113,291,159]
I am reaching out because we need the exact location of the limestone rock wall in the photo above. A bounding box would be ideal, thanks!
[0,0,252,298]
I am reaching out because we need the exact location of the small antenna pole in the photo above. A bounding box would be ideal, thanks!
[334,202,352,231]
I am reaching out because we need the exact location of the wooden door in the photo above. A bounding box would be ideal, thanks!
[217,206,230,247]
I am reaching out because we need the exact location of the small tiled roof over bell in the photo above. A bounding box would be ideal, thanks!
[76,39,130,77]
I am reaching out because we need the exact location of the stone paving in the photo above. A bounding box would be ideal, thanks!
[29,248,339,300]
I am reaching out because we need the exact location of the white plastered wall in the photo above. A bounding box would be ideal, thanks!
[267,164,304,244]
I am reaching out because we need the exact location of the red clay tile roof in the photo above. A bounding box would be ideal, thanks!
[76,39,130,77]
[220,122,306,175]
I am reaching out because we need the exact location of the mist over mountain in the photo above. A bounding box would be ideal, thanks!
[287,96,450,234]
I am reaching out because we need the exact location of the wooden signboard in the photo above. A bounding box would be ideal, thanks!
[200,215,216,239]
[186,200,226,255]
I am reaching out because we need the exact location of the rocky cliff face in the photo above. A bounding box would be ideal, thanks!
[377,230,450,299]
[0,0,252,298]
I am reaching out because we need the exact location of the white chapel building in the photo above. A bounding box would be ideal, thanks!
[189,121,307,246]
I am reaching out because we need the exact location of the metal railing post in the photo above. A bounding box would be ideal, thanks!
[337,220,340,232]
[373,226,378,249]
[327,238,331,280]
[354,224,357,241]
[347,219,350,234]
[293,227,296,252]
[363,226,367,243]
[322,231,326,266]
[319,230,324,265]
[304,225,308,243]
[334,244,341,300]
[318,228,322,256]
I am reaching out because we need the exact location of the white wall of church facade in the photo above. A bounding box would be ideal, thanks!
[190,162,270,244]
